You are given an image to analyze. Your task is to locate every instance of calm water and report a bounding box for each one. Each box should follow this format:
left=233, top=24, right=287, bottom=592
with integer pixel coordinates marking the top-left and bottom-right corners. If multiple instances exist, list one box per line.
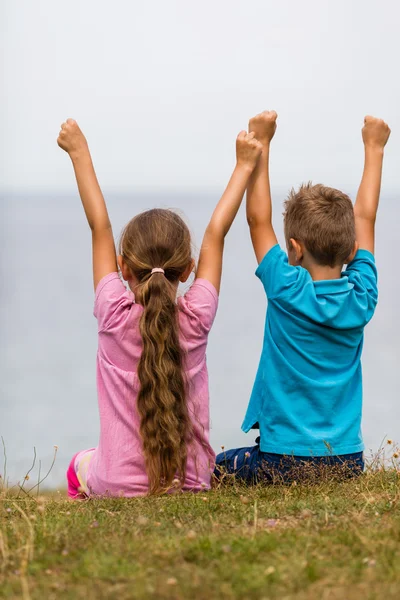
left=1, top=191, right=399, bottom=488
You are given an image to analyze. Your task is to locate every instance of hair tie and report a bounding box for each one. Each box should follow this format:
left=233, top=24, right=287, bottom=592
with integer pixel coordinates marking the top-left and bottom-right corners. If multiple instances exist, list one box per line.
left=150, top=268, right=165, bottom=275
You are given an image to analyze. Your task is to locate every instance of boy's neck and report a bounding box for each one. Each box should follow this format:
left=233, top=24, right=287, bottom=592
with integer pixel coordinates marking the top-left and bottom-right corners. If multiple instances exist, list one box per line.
left=302, top=258, right=343, bottom=281
left=288, top=242, right=345, bottom=281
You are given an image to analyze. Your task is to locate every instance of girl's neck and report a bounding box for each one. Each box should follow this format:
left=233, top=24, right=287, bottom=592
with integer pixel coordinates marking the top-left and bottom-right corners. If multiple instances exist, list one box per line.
left=129, top=280, right=180, bottom=303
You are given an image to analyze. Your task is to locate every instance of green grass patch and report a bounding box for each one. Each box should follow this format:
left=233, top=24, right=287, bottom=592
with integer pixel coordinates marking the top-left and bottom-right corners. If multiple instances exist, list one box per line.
left=1, top=470, right=400, bottom=599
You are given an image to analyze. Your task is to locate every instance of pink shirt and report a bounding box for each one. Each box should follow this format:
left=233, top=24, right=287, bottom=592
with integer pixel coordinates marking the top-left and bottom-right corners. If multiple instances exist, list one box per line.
left=86, top=273, right=218, bottom=496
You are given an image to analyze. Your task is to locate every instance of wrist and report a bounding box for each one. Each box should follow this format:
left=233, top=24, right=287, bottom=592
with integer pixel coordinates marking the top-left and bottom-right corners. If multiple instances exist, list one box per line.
left=235, top=161, right=256, bottom=175
left=364, top=144, right=384, bottom=157
left=69, top=143, right=90, bottom=163
left=260, top=139, right=272, bottom=150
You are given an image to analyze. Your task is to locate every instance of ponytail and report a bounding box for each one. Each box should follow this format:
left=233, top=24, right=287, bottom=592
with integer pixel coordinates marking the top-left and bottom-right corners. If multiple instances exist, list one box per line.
left=120, top=209, right=194, bottom=494
left=136, top=272, right=192, bottom=494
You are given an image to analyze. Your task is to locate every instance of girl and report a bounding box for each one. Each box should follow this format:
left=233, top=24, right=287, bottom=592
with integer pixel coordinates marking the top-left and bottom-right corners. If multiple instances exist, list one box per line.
left=58, top=119, right=262, bottom=497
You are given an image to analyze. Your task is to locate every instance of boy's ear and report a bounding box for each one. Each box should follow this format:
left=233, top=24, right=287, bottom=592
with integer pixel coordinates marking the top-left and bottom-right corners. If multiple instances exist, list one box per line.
left=118, top=255, right=132, bottom=281
left=180, top=259, right=195, bottom=283
left=290, top=239, right=304, bottom=264
left=346, top=241, right=359, bottom=264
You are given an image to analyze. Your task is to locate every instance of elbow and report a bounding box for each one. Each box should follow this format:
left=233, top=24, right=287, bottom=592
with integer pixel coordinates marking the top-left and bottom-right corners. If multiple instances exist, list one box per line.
left=91, top=220, right=113, bottom=234
left=354, top=210, right=376, bottom=225
left=246, top=213, right=257, bottom=228
left=205, top=221, right=227, bottom=244
left=246, top=213, right=270, bottom=230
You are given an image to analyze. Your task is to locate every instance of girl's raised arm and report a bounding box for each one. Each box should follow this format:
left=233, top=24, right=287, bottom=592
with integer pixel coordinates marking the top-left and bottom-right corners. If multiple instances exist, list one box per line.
left=196, top=131, right=262, bottom=293
left=57, top=119, right=117, bottom=290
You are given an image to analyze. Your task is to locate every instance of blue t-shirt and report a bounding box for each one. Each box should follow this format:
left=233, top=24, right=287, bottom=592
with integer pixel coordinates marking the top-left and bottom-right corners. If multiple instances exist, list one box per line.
left=242, top=245, right=378, bottom=456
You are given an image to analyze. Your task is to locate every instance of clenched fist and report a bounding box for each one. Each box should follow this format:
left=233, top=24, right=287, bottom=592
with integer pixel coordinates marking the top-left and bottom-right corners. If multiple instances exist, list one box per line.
left=57, top=119, right=88, bottom=157
left=248, top=110, right=277, bottom=145
left=236, top=131, right=263, bottom=170
left=362, top=116, right=391, bottom=150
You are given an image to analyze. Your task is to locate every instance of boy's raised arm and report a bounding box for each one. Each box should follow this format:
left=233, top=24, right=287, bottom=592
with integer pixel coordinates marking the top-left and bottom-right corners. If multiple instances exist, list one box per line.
left=196, top=131, right=262, bottom=293
left=57, top=119, right=118, bottom=290
left=354, top=116, right=391, bottom=255
left=246, top=111, right=278, bottom=264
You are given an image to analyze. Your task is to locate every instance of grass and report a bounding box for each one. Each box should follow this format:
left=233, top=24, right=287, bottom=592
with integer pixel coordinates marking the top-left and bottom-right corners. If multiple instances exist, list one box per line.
left=1, top=467, right=400, bottom=599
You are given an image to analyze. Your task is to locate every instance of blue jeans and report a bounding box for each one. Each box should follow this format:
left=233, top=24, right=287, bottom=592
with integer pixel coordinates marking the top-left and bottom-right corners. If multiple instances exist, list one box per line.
left=214, top=437, right=364, bottom=484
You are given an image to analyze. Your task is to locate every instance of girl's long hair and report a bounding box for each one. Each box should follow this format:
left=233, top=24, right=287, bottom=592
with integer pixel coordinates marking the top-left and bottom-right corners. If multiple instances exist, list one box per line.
left=119, top=209, right=193, bottom=494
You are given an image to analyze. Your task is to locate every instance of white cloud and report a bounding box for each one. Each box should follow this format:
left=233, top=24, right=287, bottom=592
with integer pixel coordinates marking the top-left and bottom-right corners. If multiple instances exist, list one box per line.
left=1, top=0, right=399, bottom=193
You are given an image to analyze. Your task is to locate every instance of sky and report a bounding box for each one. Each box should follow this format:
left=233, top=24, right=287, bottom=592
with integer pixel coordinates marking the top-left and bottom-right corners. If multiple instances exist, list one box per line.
left=1, top=0, right=400, bottom=483
left=1, top=0, right=400, bottom=194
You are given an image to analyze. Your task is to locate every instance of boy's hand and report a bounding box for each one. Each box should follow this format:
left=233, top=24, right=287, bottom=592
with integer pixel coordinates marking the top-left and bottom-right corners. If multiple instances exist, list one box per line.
left=236, top=131, right=263, bottom=170
left=362, top=116, right=391, bottom=150
left=248, top=111, right=277, bottom=146
left=57, top=119, right=88, bottom=158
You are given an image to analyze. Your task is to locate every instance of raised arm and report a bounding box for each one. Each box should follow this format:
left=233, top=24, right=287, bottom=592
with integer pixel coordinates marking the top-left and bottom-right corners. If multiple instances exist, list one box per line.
left=354, top=116, right=391, bottom=254
left=196, top=131, right=262, bottom=293
left=57, top=119, right=117, bottom=290
left=246, top=111, right=278, bottom=264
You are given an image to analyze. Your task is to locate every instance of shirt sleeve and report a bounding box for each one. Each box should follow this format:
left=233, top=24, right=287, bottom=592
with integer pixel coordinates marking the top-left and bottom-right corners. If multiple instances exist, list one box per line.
left=256, top=244, right=304, bottom=299
left=345, top=249, right=378, bottom=303
left=179, top=278, right=219, bottom=334
left=94, top=272, right=135, bottom=331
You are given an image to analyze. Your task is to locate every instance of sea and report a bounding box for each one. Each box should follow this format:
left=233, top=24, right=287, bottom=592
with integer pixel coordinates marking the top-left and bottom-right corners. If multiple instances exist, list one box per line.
left=0, top=191, right=398, bottom=489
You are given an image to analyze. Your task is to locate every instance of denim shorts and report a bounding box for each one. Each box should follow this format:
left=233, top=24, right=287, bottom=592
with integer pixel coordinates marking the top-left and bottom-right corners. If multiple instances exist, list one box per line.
left=214, top=437, right=364, bottom=484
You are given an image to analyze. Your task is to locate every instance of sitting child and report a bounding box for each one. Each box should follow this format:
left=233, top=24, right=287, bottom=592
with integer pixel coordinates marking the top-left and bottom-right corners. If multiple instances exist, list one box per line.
left=215, top=111, right=391, bottom=482
left=58, top=118, right=262, bottom=497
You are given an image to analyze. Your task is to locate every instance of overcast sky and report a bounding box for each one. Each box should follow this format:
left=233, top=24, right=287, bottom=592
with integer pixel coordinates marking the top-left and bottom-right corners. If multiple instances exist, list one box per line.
left=1, top=1, right=399, bottom=479
left=1, top=0, right=399, bottom=194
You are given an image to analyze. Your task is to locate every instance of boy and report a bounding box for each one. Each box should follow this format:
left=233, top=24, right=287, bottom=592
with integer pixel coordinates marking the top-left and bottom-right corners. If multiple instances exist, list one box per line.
left=215, top=111, right=391, bottom=481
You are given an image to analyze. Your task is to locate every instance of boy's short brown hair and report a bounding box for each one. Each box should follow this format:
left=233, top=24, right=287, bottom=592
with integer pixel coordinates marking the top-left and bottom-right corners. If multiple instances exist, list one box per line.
left=284, top=183, right=355, bottom=267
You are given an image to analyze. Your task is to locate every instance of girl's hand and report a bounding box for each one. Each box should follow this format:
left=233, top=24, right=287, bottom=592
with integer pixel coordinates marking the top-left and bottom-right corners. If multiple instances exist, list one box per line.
left=57, top=119, right=88, bottom=158
left=236, top=131, right=263, bottom=171
left=248, top=111, right=278, bottom=146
